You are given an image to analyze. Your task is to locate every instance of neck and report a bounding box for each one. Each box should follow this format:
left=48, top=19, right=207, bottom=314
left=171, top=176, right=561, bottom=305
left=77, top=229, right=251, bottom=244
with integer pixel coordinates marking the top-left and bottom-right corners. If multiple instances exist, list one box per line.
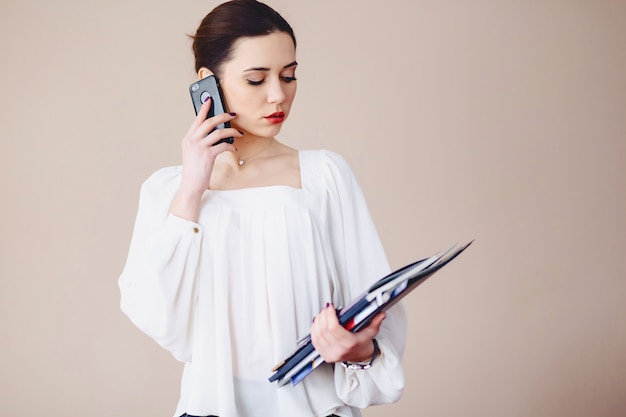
left=234, top=135, right=275, bottom=165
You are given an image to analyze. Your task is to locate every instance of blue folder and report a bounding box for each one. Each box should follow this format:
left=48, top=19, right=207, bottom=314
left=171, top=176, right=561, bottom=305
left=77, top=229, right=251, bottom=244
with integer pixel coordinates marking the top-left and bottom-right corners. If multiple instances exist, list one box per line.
left=269, top=240, right=474, bottom=386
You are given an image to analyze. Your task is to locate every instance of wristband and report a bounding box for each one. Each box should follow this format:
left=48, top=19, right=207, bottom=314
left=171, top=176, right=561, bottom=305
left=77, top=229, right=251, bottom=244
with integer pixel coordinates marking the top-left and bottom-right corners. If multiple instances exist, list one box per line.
left=340, top=339, right=379, bottom=370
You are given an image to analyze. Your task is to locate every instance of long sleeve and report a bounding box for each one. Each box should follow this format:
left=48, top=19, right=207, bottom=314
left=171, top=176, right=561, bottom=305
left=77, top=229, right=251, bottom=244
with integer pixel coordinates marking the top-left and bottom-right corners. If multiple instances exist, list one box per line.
left=119, top=152, right=406, bottom=416
left=118, top=167, right=202, bottom=362
left=320, top=150, right=407, bottom=407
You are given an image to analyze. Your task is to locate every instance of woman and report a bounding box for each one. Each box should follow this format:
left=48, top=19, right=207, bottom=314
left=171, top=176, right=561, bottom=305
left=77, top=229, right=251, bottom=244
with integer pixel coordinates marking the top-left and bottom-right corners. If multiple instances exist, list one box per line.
left=119, top=1, right=406, bottom=416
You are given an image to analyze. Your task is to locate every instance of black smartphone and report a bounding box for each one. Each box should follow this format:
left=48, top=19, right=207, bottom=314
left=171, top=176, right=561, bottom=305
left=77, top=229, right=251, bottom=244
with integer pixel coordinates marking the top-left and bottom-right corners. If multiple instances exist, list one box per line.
left=189, top=75, right=234, bottom=145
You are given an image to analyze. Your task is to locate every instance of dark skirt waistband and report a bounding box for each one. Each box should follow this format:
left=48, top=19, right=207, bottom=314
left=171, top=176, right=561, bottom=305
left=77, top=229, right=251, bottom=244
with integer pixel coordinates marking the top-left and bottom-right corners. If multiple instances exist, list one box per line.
left=180, top=413, right=339, bottom=417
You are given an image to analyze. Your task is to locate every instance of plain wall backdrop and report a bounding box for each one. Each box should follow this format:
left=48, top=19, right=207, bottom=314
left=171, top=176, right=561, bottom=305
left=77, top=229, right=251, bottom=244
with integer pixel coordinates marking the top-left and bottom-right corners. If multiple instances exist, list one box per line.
left=1, top=0, right=625, bottom=416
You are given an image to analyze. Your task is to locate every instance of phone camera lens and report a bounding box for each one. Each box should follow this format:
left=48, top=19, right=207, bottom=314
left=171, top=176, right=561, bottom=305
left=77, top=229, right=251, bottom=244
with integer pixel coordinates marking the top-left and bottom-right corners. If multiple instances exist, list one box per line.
left=200, top=91, right=211, bottom=103
left=191, top=83, right=200, bottom=92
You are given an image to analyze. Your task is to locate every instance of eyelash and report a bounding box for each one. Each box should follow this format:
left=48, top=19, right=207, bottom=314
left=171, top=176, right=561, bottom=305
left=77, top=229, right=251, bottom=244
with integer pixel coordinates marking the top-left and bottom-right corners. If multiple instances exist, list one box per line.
left=247, top=76, right=297, bottom=86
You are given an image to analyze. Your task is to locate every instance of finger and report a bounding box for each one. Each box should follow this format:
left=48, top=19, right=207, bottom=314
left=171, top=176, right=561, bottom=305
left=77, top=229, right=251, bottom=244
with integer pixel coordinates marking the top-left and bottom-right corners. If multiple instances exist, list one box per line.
left=189, top=107, right=236, bottom=142
left=207, top=140, right=236, bottom=154
left=199, top=111, right=237, bottom=134
left=321, top=304, right=348, bottom=342
left=195, top=141, right=236, bottom=166
left=320, top=304, right=353, bottom=352
left=315, top=305, right=331, bottom=335
left=201, top=127, right=243, bottom=147
left=322, top=303, right=340, bottom=329
left=311, top=306, right=339, bottom=356
left=197, top=96, right=212, bottom=121
left=190, top=97, right=213, bottom=130
left=357, top=312, right=386, bottom=340
left=183, top=98, right=213, bottom=142
left=192, top=114, right=236, bottom=142
left=310, top=312, right=325, bottom=351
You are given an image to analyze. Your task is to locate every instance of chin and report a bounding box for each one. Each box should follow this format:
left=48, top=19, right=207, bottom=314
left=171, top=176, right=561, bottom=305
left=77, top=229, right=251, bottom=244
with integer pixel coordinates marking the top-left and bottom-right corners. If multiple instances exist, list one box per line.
left=244, top=123, right=285, bottom=138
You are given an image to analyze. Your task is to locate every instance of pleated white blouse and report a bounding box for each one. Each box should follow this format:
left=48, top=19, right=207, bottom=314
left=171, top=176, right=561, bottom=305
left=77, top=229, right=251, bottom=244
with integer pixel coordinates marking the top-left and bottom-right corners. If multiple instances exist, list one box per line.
left=119, top=150, right=406, bottom=417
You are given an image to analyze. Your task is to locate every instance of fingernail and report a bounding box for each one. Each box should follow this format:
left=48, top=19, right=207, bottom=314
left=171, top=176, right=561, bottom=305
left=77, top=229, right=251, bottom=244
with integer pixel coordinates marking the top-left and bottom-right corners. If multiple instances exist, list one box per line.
left=312, top=317, right=316, bottom=323
left=228, top=112, right=237, bottom=116
left=326, top=302, right=330, bottom=308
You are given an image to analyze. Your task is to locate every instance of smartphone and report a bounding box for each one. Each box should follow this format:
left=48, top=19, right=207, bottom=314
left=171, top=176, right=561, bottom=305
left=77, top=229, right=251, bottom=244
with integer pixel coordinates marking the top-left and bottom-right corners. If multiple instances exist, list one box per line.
left=189, top=75, right=234, bottom=145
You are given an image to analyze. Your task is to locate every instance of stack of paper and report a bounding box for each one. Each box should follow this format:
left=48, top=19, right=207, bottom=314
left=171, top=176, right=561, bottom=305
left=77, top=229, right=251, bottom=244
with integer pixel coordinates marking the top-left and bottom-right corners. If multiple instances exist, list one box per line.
left=268, top=240, right=474, bottom=387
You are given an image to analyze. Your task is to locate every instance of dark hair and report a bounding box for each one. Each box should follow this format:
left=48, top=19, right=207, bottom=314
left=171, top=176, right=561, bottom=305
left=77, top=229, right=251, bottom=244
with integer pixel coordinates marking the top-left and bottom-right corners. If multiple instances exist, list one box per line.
left=190, top=0, right=297, bottom=76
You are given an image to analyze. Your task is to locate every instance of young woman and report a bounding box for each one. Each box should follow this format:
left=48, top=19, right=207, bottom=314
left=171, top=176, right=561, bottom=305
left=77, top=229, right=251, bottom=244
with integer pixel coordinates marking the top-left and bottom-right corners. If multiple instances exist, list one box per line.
left=119, top=1, right=406, bottom=416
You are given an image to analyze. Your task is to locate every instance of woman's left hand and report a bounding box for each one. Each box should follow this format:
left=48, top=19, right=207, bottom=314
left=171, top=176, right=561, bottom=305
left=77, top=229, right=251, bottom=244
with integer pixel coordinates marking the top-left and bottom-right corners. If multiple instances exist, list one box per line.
left=310, top=303, right=385, bottom=364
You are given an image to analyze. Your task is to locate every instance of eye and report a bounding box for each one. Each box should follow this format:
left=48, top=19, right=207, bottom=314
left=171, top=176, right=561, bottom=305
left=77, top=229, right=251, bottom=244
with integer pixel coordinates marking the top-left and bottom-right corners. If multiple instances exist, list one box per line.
left=246, top=79, right=264, bottom=86
left=281, top=76, right=297, bottom=83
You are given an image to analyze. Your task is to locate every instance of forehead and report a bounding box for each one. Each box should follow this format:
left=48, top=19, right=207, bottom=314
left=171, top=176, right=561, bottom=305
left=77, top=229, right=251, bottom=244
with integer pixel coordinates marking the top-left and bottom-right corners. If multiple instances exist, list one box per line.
left=227, top=32, right=296, bottom=70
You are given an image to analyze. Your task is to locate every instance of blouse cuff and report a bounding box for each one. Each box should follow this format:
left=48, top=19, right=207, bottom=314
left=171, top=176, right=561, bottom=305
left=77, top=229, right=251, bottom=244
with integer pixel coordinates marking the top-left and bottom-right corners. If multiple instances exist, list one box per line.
left=166, top=213, right=204, bottom=236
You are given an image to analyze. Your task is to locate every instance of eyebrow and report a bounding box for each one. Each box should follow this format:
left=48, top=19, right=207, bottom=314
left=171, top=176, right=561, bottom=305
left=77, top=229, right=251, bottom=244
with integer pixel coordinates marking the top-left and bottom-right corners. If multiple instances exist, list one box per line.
left=244, top=61, right=298, bottom=72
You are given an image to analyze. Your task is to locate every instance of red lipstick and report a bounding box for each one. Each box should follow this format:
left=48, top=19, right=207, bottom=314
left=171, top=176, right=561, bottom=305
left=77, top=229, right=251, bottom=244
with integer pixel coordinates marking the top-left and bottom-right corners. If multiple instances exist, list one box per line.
left=265, top=112, right=285, bottom=124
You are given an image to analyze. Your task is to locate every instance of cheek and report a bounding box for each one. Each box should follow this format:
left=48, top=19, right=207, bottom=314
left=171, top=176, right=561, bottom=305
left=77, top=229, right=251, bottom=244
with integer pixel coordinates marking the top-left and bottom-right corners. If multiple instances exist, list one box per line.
left=282, top=85, right=298, bottom=111
left=226, top=97, right=260, bottom=130
left=223, top=87, right=251, bottom=113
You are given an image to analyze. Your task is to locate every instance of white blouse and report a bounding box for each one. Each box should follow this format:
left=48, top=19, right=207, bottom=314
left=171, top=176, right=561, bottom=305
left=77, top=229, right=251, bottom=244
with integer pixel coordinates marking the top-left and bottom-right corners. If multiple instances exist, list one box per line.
left=119, top=150, right=406, bottom=417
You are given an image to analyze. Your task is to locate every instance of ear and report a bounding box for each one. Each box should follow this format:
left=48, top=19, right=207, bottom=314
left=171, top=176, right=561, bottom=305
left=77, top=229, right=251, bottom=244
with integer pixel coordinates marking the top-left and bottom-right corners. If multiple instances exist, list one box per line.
left=198, top=67, right=214, bottom=79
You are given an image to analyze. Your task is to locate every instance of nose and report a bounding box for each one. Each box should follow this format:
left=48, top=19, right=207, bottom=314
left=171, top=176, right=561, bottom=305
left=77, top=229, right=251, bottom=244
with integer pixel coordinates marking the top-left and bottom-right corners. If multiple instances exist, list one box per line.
left=267, top=78, right=287, bottom=104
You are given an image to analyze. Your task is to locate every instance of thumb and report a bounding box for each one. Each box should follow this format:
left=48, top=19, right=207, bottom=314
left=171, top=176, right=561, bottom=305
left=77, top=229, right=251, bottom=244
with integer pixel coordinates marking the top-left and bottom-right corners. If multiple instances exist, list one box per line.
left=359, top=312, right=386, bottom=339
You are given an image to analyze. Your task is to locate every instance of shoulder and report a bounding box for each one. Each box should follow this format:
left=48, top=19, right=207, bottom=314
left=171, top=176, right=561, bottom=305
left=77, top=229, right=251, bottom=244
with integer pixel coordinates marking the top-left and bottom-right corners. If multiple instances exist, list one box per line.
left=301, top=149, right=355, bottom=178
left=140, top=166, right=182, bottom=196
left=300, top=150, right=361, bottom=197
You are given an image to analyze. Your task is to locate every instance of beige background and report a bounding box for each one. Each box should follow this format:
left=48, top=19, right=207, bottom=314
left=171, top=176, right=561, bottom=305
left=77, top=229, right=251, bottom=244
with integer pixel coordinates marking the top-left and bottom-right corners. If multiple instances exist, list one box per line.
left=1, top=0, right=625, bottom=416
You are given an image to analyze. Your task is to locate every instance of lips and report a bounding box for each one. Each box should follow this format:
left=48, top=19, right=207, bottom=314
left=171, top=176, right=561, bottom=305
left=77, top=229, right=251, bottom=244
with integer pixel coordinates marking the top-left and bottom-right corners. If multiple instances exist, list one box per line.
left=265, top=112, right=285, bottom=124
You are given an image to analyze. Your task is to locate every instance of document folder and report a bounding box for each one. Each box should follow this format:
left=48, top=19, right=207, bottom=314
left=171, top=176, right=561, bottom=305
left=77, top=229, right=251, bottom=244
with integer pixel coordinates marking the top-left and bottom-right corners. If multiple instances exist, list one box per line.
left=269, top=240, right=474, bottom=387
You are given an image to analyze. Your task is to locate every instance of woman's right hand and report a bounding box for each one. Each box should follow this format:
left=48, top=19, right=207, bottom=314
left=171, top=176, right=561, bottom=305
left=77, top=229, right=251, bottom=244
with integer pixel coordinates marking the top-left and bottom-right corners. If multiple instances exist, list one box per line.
left=170, top=98, right=240, bottom=222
